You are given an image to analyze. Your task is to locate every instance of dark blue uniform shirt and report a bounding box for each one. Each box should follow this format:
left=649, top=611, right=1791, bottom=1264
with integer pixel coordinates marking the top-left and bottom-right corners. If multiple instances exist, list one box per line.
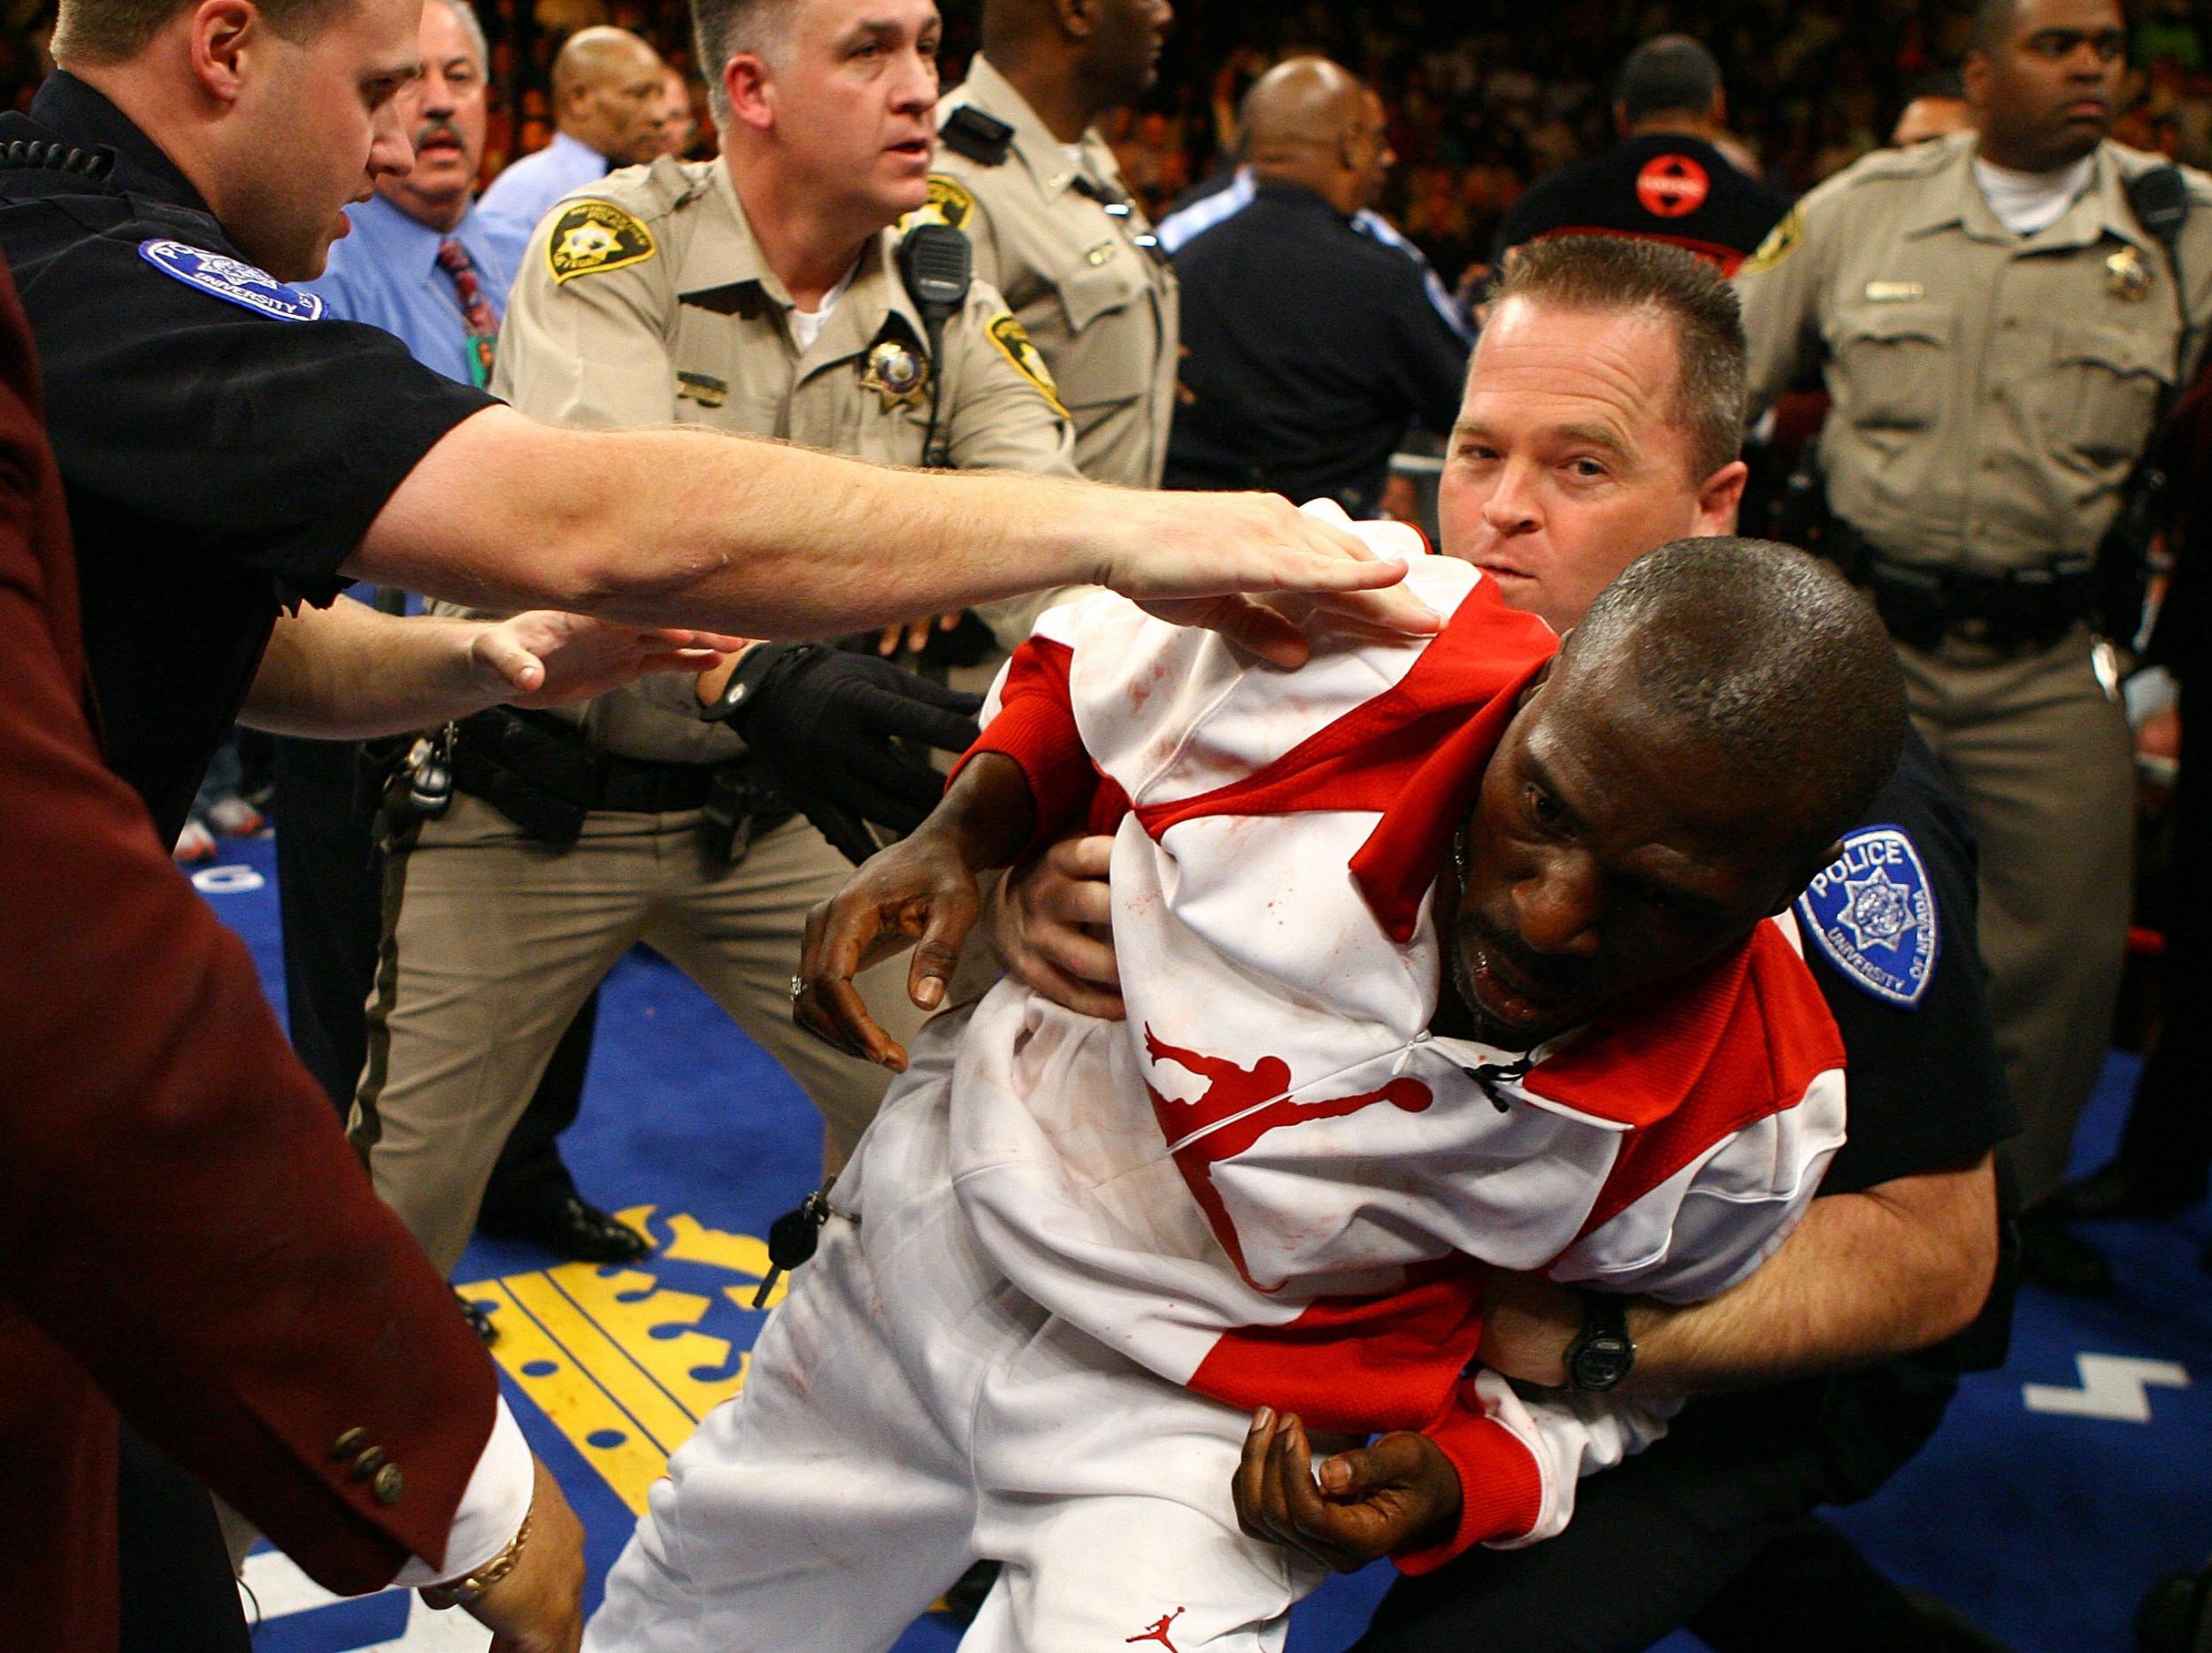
left=0, top=73, right=490, bottom=842
left=1164, top=181, right=1469, bottom=517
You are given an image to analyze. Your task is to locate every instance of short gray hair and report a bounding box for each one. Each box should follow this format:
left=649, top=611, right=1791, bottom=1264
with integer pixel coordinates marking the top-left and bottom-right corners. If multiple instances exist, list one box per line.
left=691, top=0, right=803, bottom=118
left=429, top=0, right=489, bottom=72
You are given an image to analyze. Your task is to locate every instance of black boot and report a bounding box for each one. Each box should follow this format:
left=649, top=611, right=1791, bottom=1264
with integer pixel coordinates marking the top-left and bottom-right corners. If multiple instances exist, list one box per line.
left=2017, top=1206, right=2114, bottom=1296
left=2044, top=1157, right=2203, bottom=1222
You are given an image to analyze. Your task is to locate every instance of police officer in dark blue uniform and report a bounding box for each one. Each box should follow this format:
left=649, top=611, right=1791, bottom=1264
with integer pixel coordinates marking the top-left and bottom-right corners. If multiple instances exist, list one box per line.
left=1494, top=35, right=1790, bottom=274
left=1163, top=56, right=1469, bottom=518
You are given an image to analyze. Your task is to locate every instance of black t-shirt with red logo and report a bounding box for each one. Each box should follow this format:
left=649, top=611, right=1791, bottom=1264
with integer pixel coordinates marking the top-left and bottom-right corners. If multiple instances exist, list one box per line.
left=1494, top=132, right=1792, bottom=274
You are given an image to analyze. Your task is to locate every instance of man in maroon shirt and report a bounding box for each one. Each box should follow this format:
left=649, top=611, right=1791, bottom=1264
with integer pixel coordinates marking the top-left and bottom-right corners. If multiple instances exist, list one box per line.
left=0, top=251, right=586, bottom=1650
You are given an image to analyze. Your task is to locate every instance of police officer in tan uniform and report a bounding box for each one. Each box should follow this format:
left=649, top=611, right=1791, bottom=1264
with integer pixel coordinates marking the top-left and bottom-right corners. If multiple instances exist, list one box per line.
left=922, top=0, right=1179, bottom=490
left=351, top=0, right=1080, bottom=1274
left=1737, top=0, right=2212, bottom=1291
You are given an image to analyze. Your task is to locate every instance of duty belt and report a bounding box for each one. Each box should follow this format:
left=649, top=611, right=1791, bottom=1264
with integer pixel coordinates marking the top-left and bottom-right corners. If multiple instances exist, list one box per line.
left=1824, top=521, right=2095, bottom=655
left=447, top=707, right=788, bottom=851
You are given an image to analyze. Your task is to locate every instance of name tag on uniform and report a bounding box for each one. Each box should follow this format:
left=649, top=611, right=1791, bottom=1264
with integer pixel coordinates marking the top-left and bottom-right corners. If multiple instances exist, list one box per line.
left=676, top=371, right=727, bottom=409
left=1863, top=281, right=1925, bottom=303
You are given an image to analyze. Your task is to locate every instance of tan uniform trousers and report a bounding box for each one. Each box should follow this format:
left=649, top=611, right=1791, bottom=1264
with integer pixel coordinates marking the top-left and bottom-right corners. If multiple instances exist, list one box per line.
left=1899, top=628, right=2133, bottom=1204
left=348, top=794, right=922, bottom=1275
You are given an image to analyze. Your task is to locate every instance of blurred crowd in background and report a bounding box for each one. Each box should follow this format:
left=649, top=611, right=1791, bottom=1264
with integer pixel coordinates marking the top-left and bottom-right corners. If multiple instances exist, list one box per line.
left=5, top=0, right=2210, bottom=288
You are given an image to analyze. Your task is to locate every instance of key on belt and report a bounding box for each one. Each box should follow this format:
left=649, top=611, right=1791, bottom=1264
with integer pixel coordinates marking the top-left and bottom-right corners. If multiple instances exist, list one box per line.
left=750, top=1177, right=855, bottom=1307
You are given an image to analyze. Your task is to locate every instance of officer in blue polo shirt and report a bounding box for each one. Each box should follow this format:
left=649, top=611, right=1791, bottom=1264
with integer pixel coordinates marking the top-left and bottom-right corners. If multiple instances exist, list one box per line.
left=1164, top=57, right=1469, bottom=519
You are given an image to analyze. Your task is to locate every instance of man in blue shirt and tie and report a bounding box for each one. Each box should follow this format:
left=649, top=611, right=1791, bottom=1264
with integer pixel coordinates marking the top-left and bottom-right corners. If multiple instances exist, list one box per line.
left=292, top=0, right=643, bottom=1275
left=311, top=0, right=529, bottom=383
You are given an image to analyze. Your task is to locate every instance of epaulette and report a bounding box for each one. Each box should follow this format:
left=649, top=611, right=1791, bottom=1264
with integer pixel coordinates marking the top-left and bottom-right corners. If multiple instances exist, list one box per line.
left=940, top=105, right=1013, bottom=166
left=1777, top=132, right=1956, bottom=234
left=1829, top=132, right=1960, bottom=191
left=634, top=152, right=716, bottom=216
left=0, top=139, right=115, bottom=182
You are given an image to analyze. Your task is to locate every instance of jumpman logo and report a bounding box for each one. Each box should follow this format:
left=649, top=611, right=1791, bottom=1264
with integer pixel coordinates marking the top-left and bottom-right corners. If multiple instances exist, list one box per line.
left=1142, top=1027, right=1432, bottom=1286
left=1126, top=1606, right=1185, bottom=1650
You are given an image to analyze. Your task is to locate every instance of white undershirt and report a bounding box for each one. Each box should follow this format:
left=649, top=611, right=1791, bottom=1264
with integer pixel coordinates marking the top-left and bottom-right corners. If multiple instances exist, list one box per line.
left=788, top=260, right=860, bottom=353
left=1971, top=153, right=2096, bottom=237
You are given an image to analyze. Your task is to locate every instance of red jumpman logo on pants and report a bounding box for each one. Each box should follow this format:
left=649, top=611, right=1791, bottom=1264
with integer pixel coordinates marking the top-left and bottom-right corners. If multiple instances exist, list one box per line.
left=1126, top=1606, right=1185, bottom=1649
left=1142, top=1027, right=1432, bottom=1287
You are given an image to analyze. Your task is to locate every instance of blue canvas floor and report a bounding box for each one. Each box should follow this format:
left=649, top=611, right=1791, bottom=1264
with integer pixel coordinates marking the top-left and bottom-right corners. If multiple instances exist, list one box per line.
left=191, top=837, right=2212, bottom=1652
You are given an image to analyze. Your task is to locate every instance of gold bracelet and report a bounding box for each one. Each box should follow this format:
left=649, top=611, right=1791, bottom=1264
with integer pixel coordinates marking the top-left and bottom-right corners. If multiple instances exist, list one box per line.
left=419, top=1511, right=532, bottom=1611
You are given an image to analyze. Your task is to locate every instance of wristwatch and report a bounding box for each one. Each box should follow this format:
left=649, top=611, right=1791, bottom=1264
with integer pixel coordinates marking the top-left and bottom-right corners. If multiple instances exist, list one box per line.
left=1563, top=1293, right=1637, bottom=1392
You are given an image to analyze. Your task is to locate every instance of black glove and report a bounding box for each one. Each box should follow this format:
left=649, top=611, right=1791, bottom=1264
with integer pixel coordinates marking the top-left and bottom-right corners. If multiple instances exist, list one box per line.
left=708, top=642, right=982, bottom=864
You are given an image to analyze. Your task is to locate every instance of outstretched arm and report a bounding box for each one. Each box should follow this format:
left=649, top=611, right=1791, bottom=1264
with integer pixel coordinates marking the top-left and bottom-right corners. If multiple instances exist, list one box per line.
left=242, top=596, right=741, bottom=740
left=353, top=408, right=1437, bottom=666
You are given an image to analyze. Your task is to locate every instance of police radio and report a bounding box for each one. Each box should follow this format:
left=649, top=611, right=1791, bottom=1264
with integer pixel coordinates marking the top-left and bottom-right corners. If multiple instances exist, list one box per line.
left=898, top=223, right=972, bottom=468
left=2095, top=165, right=2194, bottom=644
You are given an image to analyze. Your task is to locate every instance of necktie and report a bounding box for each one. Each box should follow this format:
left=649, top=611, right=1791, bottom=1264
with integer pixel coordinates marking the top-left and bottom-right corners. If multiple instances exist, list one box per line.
left=435, top=237, right=500, bottom=389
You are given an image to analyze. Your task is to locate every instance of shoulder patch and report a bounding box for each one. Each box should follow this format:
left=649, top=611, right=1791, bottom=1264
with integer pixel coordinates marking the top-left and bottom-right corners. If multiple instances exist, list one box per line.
left=137, top=239, right=323, bottom=321
left=546, top=199, right=657, bottom=283
left=1795, top=826, right=1939, bottom=1008
left=1739, top=204, right=1802, bottom=276
left=904, top=173, right=977, bottom=235
left=985, top=311, right=1068, bottom=417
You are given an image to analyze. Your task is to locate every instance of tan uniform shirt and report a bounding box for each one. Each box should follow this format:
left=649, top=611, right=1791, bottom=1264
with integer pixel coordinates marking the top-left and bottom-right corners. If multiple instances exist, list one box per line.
left=465, top=154, right=1079, bottom=763
left=927, top=55, right=1179, bottom=488
left=1738, top=132, right=2212, bottom=572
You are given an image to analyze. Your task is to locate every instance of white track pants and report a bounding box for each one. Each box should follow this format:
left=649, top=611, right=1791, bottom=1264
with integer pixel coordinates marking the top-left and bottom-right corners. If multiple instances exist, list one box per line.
left=585, top=1044, right=1327, bottom=1653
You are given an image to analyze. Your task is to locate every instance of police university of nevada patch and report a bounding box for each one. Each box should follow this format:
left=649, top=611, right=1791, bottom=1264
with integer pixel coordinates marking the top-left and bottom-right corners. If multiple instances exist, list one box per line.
left=137, top=240, right=325, bottom=321
left=1795, top=826, right=1939, bottom=1008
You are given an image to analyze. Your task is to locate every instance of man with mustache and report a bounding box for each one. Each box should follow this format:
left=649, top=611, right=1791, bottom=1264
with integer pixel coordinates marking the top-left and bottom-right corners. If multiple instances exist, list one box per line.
left=291, top=0, right=638, bottom=1275
left=310, top=0, right=527, bottom=389
left=987, top=236, right=2013, bottom=1651
left=598, top=521, right=1901, bottom=1651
